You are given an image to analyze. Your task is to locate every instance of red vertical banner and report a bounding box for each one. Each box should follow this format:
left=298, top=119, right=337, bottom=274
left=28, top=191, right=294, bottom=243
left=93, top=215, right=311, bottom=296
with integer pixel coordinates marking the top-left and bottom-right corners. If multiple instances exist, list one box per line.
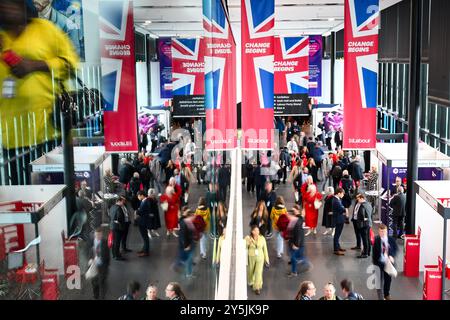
left=241, top=0, right=275, bottom=150
left=343, top=0, right=379, bottom=150
left=203, top=0, right=237, bottom=151
left=100, top=0, right=138, bottom=152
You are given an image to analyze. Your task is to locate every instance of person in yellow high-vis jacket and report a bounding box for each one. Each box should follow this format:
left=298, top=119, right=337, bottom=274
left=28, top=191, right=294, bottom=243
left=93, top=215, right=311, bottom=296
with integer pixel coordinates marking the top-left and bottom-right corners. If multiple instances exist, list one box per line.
left=270, top=196, right=288, bottom=258
left=0, top=0, right=78, bottom=184
left=245, top=225, right=270, bottom=295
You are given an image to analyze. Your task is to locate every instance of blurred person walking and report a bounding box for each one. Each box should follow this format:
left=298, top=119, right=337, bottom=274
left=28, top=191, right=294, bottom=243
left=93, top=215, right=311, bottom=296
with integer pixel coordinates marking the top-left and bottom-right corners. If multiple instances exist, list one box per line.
left=0, top=0, right=78, bottom=185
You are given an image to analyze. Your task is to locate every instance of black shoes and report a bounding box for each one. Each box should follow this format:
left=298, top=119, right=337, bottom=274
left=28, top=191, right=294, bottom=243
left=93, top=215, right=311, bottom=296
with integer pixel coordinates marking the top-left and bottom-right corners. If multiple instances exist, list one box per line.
left=357, top=254, right=368, bottom=259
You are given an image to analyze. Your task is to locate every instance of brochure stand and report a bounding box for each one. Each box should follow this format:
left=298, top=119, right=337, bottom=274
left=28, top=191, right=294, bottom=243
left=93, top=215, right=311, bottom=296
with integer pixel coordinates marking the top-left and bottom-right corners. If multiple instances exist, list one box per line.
left=404, top=227, right=421, bottom=277
left=423, top=263, right=442, bottom=300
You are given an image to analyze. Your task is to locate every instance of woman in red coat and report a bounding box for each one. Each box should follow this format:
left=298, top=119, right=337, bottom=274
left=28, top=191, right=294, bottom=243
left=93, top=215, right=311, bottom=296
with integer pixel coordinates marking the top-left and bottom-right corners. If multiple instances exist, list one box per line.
left=302, top=183, right=322, bottom=236
left=160, top=179, right=182, bottom=237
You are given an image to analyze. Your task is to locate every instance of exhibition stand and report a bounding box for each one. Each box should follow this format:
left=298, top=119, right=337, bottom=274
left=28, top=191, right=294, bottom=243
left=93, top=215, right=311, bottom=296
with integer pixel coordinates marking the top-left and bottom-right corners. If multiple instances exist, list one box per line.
left=375, top=143, right=450, bottom=235
left=30, top=146, right=112, bottom=195
left=0, top=185, right=67, bottom=299
left=414, top=180, right=450, bottom=300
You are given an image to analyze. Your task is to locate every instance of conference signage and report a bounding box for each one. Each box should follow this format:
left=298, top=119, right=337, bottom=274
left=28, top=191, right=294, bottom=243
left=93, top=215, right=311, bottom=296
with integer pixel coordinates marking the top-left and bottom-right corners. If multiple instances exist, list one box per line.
left=309, top=35, right=323, bottom=97
left=274, top=36, right=310, bottom=116
left=158, top=37, right=173, bottom=99
left=343, top=0, right=379, bottom=150
left=203, top=0, right=237, bottom=150
left=99, top=0, right=139, bottom=152
left=241, top=0, right=275, bottom=150
left=171, top=38, right=206, bottom=117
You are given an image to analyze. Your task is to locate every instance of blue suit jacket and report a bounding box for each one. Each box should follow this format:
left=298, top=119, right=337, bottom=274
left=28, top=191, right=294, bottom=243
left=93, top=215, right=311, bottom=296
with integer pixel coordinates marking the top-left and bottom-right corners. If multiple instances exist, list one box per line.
left=332, top=196, right=346, bottom=225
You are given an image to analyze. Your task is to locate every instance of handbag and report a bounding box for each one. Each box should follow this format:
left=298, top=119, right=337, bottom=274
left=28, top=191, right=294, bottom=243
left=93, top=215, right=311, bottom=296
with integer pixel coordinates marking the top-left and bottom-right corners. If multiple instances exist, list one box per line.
left=384, top=257, right=398, bottom=278
left=85, top=260, right=98, bottom=280
left=294, top=191, right=299, bottom=203
left=107, top=231, right=113, bottom=249
left=369, top=228, right=375, bottom=245
left=161, top=202, right=169, bottom=212
left=314, top=199, right=322, bottom=210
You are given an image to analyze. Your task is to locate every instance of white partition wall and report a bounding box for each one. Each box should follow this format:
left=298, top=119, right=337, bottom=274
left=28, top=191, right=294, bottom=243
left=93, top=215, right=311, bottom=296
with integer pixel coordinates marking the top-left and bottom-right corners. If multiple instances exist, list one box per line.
left=415, top=181, right=450, bottom=273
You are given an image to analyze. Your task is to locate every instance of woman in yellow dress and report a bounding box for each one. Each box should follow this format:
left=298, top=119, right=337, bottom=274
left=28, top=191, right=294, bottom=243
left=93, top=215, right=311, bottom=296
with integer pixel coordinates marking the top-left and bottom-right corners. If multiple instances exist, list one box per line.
left=245, top=225, right=270, bottom=295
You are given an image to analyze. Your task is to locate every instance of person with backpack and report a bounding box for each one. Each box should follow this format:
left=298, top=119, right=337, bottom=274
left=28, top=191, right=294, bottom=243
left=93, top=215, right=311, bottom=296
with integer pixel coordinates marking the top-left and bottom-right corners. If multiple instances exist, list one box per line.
left=173, top=208, right=196, bottom=279
left=287, top=205, right=311, bottom=277
left=194, top=198, right=209, bottom=260
left=339, top=170, right=355, bottom=217
left=270, top=196, right=288, bottom=258
left=354, top=194, right=373, bottom=258
left=340, top=279, right=364, bottom=300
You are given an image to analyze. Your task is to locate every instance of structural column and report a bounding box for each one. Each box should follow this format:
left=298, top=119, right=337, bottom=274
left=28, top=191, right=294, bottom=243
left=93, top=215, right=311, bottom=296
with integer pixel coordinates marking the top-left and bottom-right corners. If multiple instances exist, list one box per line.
left=405, top=0, right=422, bottom=234
left=330, top=31, right=336, bottom=104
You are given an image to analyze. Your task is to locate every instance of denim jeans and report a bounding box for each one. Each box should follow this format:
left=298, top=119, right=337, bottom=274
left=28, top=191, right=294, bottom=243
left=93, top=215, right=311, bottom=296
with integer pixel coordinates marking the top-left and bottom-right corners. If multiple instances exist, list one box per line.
left=184, top=247, right=194, bottom=276
left=290, top=246, right=309, bottom=273
left=275, top=231, right=284, bottom=256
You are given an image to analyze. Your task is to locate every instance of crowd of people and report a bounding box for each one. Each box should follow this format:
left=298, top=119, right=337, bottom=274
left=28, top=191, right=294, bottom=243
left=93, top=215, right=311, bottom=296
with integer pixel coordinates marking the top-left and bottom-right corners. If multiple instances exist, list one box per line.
left=243, top=117, right=404, bottom=300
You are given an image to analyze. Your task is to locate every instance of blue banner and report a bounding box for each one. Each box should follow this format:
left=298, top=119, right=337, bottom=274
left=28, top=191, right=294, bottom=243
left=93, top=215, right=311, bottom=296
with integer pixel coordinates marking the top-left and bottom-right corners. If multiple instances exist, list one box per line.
left=308, top=35, right=322, bottom=97
left=158, top=37, right=173, bottom=98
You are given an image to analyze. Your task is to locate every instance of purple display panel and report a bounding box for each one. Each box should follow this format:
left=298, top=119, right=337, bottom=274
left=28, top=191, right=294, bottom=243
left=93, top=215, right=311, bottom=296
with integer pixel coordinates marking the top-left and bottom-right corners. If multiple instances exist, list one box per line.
left=308, top=35, right=322, bottom=97
left=158, top=37, right=173, bottom=98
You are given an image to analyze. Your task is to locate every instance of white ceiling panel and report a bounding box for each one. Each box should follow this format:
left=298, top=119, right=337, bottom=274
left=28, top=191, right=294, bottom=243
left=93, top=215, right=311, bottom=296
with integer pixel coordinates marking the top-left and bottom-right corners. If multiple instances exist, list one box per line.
left=134, top=0, right=397, bottom=36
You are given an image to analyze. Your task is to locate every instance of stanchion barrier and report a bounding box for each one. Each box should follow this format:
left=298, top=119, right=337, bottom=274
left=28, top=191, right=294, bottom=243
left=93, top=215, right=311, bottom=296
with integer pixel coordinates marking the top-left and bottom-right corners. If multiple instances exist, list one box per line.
left=403, top=227, right=421, bottom=277
left=438, top=256, right=450, bottom=280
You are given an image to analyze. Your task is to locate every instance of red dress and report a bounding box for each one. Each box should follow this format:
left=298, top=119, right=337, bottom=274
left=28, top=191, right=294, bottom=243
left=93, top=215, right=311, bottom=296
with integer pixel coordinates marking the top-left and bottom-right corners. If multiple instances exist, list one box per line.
left=159, top=184, right=182, bottom=230
left=302, top=188, right=322, bottom=228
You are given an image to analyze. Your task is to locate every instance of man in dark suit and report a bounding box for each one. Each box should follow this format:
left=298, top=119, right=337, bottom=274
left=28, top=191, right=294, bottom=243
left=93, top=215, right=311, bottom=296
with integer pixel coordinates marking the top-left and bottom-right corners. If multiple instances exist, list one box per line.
left=91, top=228, right=110, bottom=300
left=332, top=188, right=347, bottom=255
left=119, top=158, right=134, bottom=185
left=136, top=191, right=151, bottom=257
left=109, top=197, right=127, bottom=261
left=372, top=224, right=398, bottom=300
left=389, top=186, right=406, bottom=239
left=218, top=164, right=231, bottom=202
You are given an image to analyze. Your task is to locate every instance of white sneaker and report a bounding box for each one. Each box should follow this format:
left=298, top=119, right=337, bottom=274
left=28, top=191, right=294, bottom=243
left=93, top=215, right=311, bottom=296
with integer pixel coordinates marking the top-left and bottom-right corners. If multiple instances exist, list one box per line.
left=313, top=228, right=317, bottom=235
left=172, top=231, right=179, bottom=238
left=147, top=230, right=152, bottom=239
left=305, top=230, right=311, bottom=236
left=166, top=230, right=170, bottom=236
left=152, top=230, right=160, bottom=237
left=323, top=230, right=329, bottom=235
left=331, top=229, right=335, bottom=237
left=277, top=253, right=282, bottom=259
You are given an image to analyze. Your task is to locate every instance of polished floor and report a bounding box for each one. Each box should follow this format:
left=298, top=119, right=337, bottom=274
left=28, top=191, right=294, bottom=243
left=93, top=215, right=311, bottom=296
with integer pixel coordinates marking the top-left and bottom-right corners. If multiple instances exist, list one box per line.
left=242, top=180, right=423, bottom=300
left=60, top=165, right=442, bottom=300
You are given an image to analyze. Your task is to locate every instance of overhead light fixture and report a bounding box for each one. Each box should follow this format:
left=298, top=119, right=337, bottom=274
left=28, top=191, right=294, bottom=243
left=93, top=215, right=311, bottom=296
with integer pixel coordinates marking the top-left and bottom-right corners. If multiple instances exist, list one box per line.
left=145, top=20, right=152, bottom=24
left=328, top=18, right=335, bottom=21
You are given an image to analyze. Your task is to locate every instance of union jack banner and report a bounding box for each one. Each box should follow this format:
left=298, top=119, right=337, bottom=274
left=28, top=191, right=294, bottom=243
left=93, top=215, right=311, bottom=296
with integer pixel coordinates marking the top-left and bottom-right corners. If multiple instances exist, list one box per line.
left=241, top=0, right=275, bottom=150
left=343, top=0, right=379, bottom=150
left=274, top=36, right=309, bottom=94
left=203, top=0, right=237, bottom=150
left=172, top=38, right=205, bottom=96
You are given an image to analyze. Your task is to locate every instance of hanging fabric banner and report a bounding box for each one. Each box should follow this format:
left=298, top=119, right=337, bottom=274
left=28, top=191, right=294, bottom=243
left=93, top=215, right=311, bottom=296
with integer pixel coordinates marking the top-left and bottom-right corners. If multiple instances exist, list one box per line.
left=172, top=37, right=206, bottom=117
left=203, top=0, right=237, bottom=150
left=274, top=36, right=309, bottom=115
left=100, top=0, right=138, bottom=152
left=308, top=35, right=323, bottom=97
left=241, top=0, right=275, bottom=150
left=343, top=0, right=379, bottom=150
